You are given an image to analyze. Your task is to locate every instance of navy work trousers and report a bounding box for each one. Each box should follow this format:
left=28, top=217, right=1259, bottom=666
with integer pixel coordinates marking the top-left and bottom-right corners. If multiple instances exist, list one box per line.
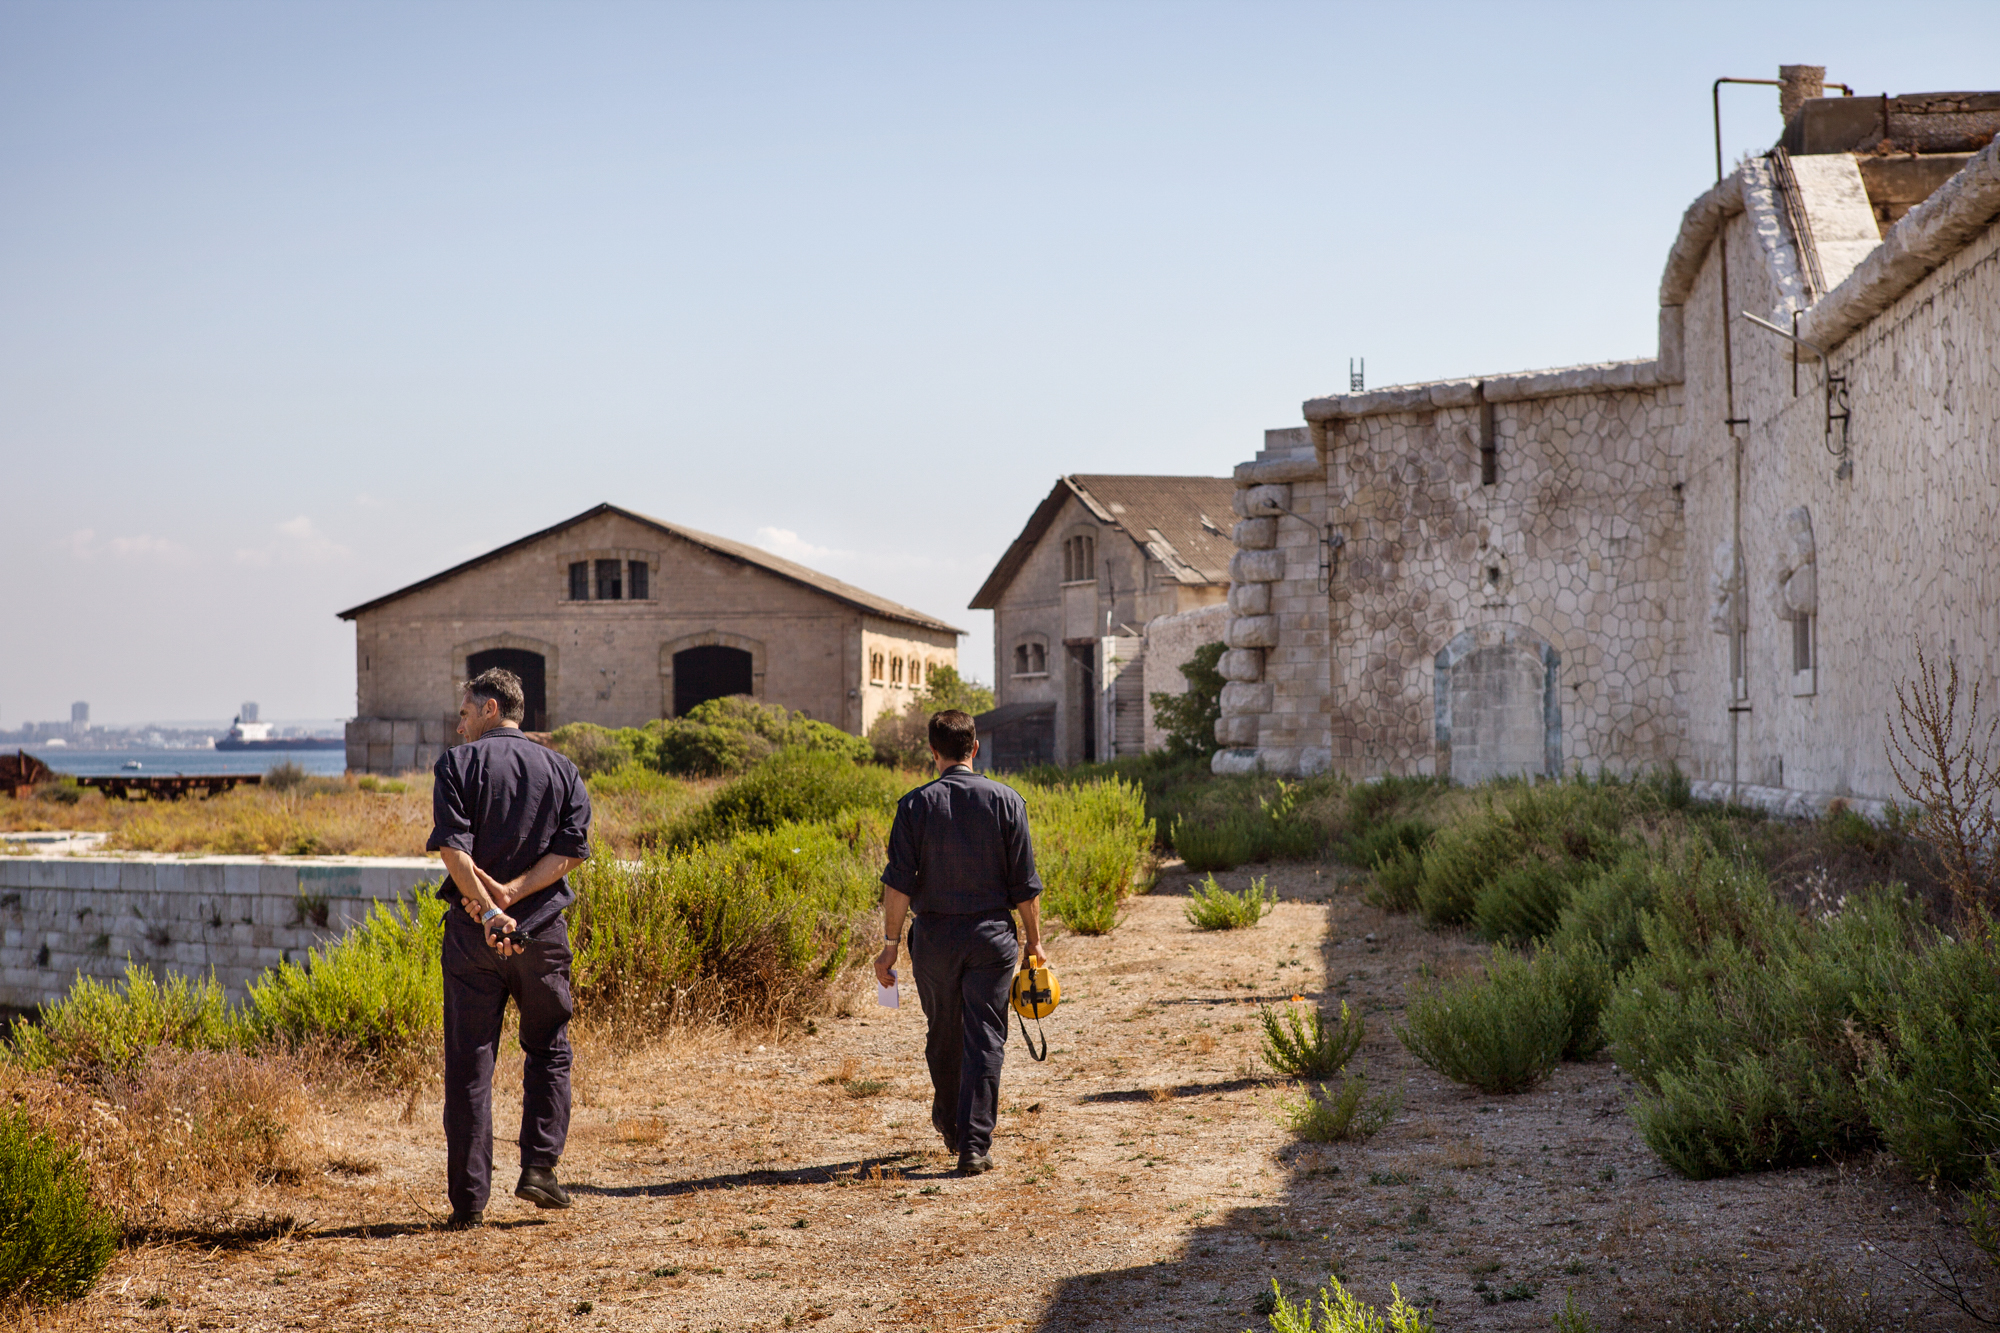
left=442, top=912, right=575, bottom=1215
left=909, top=911, right=1018, bottom=1159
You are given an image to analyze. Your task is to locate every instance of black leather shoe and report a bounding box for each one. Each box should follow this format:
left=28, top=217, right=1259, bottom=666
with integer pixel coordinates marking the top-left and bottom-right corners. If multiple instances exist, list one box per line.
left=515, top=1166, right=571, bottom=1209
left=957, top=1154, right=994, bottom=1176
left=443, top=1209, right=484, bottom=1230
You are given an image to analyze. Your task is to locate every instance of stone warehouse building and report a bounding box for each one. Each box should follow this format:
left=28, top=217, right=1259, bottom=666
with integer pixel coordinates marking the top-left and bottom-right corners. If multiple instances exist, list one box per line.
left=970, top=475, right=1235, bottom=768
left=340, top=504, right=962, bottom=774
left=1215, top=70, right=2000, bottom=815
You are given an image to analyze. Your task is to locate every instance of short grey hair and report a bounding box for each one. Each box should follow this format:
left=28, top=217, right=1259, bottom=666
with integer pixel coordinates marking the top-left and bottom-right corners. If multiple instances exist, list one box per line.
left=464, top=668, right=525, bottom=723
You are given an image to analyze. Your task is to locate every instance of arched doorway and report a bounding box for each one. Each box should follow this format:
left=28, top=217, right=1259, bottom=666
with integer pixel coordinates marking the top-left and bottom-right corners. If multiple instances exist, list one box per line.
left=1434, top=625, right=1560, bottom=784
left=466, top=648, right=548, bottom=732
left=673, top=645, right=754, bottom=716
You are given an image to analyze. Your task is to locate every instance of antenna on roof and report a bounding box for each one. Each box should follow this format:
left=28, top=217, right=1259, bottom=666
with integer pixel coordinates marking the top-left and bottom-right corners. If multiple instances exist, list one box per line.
left=1349, top=358, right=1365, bottom=392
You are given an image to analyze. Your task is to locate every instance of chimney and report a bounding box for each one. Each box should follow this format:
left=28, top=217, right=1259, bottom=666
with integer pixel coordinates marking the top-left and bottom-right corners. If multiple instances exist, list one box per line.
left=1778, top=65, right=1826, bottom=126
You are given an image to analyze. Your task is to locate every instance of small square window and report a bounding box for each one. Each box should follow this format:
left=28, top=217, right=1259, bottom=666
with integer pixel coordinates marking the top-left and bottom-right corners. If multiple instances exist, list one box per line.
left=595, top=558, right=622, bottom=601
left=568, top=562, right=589, bottom=601
left=628, top=560, right=649, bottom=601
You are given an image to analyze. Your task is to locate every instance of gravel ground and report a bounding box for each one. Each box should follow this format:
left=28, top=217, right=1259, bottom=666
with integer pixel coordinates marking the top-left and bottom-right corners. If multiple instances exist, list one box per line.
left=44, top=863, right=1993, bottom=1331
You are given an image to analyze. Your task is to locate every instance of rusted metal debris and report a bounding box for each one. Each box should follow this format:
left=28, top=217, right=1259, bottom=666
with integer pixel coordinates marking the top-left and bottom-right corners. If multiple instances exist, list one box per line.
left=2, top=750, right=54, bottom=798
left=77, top=774, right=263, bottom=801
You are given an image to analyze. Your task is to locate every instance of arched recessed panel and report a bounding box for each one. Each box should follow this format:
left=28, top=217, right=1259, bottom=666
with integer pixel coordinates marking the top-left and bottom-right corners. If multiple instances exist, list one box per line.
left=466, top=648, right=548, bottom=732
left=1434, top=624, right=1560, bottom=784
left=673, top=645, right=754, bottom=716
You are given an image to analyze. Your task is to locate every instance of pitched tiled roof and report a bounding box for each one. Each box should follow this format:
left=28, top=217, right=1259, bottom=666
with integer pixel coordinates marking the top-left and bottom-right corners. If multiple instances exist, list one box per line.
left=969, top=475, right=1237, bottom=609
left=336, top=503, right=965, bottom=635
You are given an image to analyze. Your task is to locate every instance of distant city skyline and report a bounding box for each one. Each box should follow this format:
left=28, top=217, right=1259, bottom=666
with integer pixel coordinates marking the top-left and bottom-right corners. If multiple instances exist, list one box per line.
left=3, top=2, right=1994, bottom=720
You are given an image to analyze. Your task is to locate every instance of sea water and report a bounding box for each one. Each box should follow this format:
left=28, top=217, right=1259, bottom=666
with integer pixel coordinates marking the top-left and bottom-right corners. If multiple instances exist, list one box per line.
left=13, top=747, right=351, bottom=779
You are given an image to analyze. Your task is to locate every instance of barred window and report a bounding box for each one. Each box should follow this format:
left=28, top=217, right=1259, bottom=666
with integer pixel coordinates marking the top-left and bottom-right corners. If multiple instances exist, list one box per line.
left=628, top=560, right=649, bottom=601
left=595, top=558, right=622, bottom=601
left=568, top=562, right=589, bottom=601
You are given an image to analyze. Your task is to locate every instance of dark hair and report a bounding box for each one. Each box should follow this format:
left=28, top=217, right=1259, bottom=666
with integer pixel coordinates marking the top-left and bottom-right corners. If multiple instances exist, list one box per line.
left=928, top=709, right=978, bottom=762
left=465, top=668, right=526, bottom=723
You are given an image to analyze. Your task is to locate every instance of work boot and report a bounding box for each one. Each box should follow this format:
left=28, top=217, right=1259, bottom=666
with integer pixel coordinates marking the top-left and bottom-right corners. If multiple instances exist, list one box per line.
left=515, top=1166, right=572, bottom=1210
left=443, top=1209, right=484, bottom=1230
left=957, top=1154, right=994, bottom=1177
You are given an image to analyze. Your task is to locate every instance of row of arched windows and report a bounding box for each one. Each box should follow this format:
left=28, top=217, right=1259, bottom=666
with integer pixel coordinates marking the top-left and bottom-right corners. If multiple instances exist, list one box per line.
left=869, top=652, right=941, bottom=688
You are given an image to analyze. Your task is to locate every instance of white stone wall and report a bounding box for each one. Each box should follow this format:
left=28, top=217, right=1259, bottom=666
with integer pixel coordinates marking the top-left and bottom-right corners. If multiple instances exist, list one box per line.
left=1678, top=205, right=2000, bottom=802
left=0, top=855, right=439, bottom=1008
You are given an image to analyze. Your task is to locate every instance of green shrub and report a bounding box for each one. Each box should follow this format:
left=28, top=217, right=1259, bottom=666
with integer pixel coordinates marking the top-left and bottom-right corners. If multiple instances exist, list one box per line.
left=263, top=760, right=309, bottom=792
left=35, top=779, right=82, bottom=807
left=1365, top=845, right=1424, bottom=912
left=0, top=1109, right=119, bottom=1304
left=1260, top=999, right=1363, bottom=1078
left=245, top=890, right=448, bottom=1082
left=1541, top=937, right=1614, bottom=1060
left=1546, top=846, right=1659, bottom=972
left=1414, top=779, right=1628, bottom=932
left=12, top=965, right=241, bottom=1076
left=569, top=816, right=883, bottom=1027
left=1150, top=642, right=1225, bottom=762
left=1019, top=775, right=1154, bottom=936
left=1172, top=813, right=1263, bottom=871
left=548, top=722, right=648, bottom=778
left=1184, top=874, right=1274, bottom=930
left=659, top=750, right=905, bottom=848
left=1855, top=925, right=2000, bottom=1184
left=1275, top=1073, right=1401, bottom=1144
left=867, top=666, right=997, bottom=767
left=1342, top=818, right=1432, bottom=876
left=1602, top=845, right=1922, bottom=1178
left=1396, top=946, right=1568, bottom=1094
left=355, top=775, right=409, bottom=795
left=647, top=697, right=869, bottom=777
left=1256, top=1276, right=1433, bottom=1333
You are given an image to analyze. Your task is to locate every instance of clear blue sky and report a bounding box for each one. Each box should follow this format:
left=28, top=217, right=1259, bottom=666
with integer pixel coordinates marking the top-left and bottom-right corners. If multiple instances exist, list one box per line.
left=2, top=1, right=1993, bottom=725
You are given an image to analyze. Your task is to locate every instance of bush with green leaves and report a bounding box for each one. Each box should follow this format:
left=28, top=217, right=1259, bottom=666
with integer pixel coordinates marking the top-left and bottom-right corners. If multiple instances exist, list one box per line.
left=1184, top=874, right=1275, bottom=930
left=1413, top=778, right=1630, bottom=937
left=1275, top=1073, right=1401, bottom=1144
left=548, top=722, right=649, bottom=778
left=1172, top=787, right=1324, bottom=872
left=1601, top=843, right=1923, bottom=1178
left=1149, top=641, right=1225, bottom=762
left=0, top=1109, right=119, bottom=1305
left=1255, top=1276, right=1433, bottom=1333
left=1396, top=944, right=1582, bottom=1094
left=11, top=965, right=241, bottom=1076
left=1855, top=925, right=2000, bottom=1184
left=246, top=890, right=449, bottom=1081
left=1260, top=999, right=1363, bottom=1078
left=649, top=697, right=871, bottom=777
left=654, top=749, right=907, bottom=848
left=866, top=666, right=998, bottom=767
left=1019, top=775, right=1154, bottom=935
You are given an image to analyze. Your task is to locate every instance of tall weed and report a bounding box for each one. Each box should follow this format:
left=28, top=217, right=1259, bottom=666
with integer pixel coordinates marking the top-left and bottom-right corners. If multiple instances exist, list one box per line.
left=1185, top=874, right=1275, bottom=930
left=1258, top=1276, right=1433, bottom=1333
left=0, top=1109, right=118, bottom=1305
left=1275, top=1074, right=1401, bottom=1144
left=1019, top=776, right=1154, bottom=935
left=12, top=965, right=240, bottom=1077
left=1260, top=1000, right=1363, bottom=1077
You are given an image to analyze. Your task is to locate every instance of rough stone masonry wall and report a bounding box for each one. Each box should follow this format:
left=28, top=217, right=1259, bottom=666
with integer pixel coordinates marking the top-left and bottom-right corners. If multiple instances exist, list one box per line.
left=0, top=855, right=438, bottom=1008
left=1217, top=381, right=1690, bottom=778
left=1677, top=200, right=2000, bottom=802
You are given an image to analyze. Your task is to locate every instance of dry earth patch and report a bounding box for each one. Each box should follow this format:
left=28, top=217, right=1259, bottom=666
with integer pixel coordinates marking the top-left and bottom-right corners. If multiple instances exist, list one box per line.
left=25, top=865, right=1990, bottom=1331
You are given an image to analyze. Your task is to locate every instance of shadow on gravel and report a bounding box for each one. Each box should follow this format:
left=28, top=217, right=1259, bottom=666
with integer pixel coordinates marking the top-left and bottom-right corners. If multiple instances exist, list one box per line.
left=569, top=1151, right=933, bottom=1199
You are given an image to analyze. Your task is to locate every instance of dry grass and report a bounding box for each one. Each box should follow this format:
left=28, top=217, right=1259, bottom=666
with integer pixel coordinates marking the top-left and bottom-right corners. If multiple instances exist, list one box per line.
left=0, top=771, right=725, bottom=859
left=0, top=1048, right=321, bottom=1235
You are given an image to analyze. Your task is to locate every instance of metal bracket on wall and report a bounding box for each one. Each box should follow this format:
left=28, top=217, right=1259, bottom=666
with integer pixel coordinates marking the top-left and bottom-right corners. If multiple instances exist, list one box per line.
left=1267, top=502, right=1342, bottom=593
left=1738, top=311, right=1853, bottom=478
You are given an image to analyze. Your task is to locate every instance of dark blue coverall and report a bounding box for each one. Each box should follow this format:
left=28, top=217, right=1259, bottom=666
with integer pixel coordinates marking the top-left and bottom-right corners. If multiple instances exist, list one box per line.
left=427, top=729, right=592, bottom=1217
left=881, top=767, right=1043, bottom=1159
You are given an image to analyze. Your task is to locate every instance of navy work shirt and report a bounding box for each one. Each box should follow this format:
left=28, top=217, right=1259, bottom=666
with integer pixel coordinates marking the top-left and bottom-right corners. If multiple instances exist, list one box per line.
left=880, top=766, right=1042, bottom=916
left=426, top=728, right=593, bottom=933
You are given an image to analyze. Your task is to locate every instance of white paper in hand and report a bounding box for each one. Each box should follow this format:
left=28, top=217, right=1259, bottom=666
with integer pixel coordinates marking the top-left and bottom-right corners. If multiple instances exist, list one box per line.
left=876, top=968, right=900, bottom=1009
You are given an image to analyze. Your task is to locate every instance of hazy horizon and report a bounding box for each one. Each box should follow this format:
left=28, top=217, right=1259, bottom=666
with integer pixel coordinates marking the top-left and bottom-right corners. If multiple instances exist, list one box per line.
left=4, top=1, right=1994, bottom=726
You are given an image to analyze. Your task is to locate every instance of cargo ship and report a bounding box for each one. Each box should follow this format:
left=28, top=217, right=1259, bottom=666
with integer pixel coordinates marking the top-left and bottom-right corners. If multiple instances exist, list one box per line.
left=214, top=715, right=345, bottom=752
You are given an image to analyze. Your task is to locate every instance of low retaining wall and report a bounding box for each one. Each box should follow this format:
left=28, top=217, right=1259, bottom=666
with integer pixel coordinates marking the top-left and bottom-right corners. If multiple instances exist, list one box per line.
left=0, top=854, right=440, bottom=1009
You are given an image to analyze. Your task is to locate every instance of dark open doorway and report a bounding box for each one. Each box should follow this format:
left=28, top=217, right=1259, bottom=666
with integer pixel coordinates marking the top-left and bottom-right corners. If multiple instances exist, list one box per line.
left=674, top=645, right=754, bottom=716
left=466, top=648, right=548, bottom=731
left=1068, top=643, right=1096, bottom=763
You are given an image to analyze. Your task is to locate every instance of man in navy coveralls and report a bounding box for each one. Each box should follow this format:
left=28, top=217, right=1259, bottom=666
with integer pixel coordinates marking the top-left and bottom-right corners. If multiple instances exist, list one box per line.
left=427, top=667, right=592, bottom=1229
left=874, top=709, right=1045, bottom=1175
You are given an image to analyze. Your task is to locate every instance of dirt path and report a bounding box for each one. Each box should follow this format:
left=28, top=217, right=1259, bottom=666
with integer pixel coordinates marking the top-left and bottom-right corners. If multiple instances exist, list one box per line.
left=61, top=867, right=1990, bottom=1331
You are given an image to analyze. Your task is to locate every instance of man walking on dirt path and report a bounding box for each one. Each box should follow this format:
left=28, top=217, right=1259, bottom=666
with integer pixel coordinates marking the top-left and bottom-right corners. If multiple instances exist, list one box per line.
left=427, top=667, right=592, bottom=1229
left=874, top=709, right=1045, bottom=1176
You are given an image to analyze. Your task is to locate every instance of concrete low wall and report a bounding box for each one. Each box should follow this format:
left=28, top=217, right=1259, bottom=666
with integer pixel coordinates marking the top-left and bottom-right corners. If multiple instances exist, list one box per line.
left=0, top=854, right=441, bottom=1009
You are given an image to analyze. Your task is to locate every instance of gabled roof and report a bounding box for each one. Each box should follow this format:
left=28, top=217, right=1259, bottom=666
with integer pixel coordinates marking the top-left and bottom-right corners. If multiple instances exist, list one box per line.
left=336, top=503, right=964, bottom=635
left=969, top=475, right=1237, bottom=610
